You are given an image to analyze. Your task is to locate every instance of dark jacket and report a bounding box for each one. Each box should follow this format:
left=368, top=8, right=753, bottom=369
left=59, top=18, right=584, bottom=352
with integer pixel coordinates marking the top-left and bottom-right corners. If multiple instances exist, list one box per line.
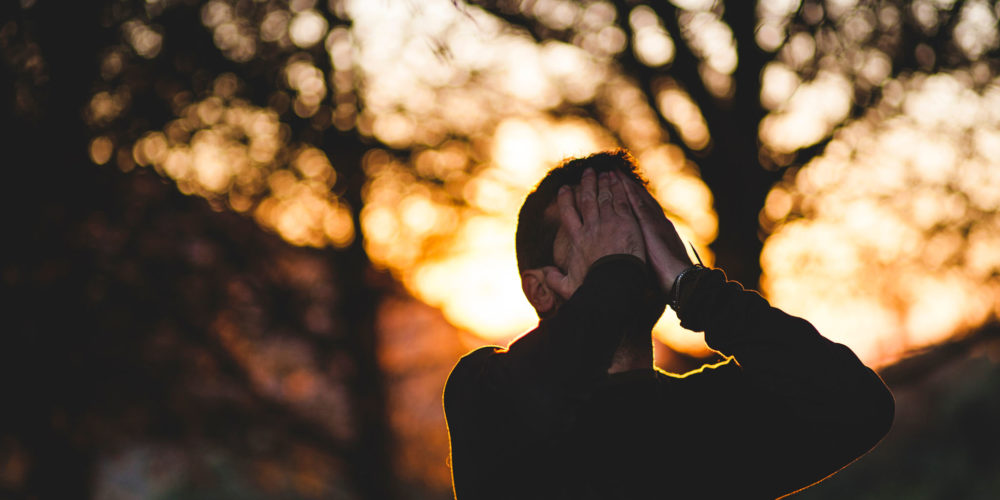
left=444, top=255, right=894, bottom=499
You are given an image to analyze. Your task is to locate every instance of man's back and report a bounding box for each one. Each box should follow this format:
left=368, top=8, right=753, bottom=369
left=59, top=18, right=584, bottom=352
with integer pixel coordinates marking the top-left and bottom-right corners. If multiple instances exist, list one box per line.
left=446, top=156, right=893, bottom=498
left=444, top=260, right=894, bottom=499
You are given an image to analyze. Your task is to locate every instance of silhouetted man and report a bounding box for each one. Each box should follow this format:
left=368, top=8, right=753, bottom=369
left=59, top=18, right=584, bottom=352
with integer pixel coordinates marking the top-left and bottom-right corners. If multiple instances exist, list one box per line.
left=443, top=151, right=894, bottom=499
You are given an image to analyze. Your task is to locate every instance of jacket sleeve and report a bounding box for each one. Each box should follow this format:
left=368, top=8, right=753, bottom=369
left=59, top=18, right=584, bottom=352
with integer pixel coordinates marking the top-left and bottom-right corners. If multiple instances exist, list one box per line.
left=670, top=267, right=895, bottom=498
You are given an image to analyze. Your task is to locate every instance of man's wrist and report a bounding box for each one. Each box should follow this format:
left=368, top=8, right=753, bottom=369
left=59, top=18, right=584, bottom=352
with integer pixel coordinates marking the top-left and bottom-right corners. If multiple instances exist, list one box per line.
left=669, top=264, right=706, bottom=311
left=662, top=261, right=693, bottom=293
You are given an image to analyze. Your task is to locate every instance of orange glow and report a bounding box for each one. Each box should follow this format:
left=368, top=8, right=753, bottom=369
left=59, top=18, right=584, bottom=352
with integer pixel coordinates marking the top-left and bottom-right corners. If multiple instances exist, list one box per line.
left=953, top=2, right=1000, bottom=59
left=123, top=19, right=163, bottom=59
left=630, top=5, right=675, bottom=67
left=344, top=0, right=724, bottom=353
left=110, top=0, right=722, bottom=358
left=759, top=70, right=852, bottom=154
left=289, top=9, right=328, bottom=49
left=285, top=60, right=326, bottom=118
left=71, top=1, right=1000, bottom=493
left=359, top=114, right=717, bottom=355
left=760, top=62, right=800, bottom=110
left=201, top=0, right=257, bottom=62
left=121, top=71, right=353, bottom=249
left=679, top=10, right=737, bottom=78
left=89, top=136, right=113, bottom=165
left=656, top=85, right=710, bottom=150
left=762, top=71, right=1000, bottom=365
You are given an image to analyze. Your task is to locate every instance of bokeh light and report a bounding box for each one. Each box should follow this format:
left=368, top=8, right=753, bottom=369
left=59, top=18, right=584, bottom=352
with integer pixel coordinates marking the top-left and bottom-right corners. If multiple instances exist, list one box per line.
left=89, top=0, right=1000, bottom=369
left=9, top=0, right=997, bottom=495
left=127, top=72, right=353, bottom=249
left=762, top=71, right=1000, bottom=365
left=336, top=0, right=719, bottom=354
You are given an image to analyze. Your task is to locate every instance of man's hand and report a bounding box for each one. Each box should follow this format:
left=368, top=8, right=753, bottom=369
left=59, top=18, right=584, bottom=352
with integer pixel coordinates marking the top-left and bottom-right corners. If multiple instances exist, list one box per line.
left=542, top=168, right=646, bottom=299
left=616, top=171, right=693, bottom=294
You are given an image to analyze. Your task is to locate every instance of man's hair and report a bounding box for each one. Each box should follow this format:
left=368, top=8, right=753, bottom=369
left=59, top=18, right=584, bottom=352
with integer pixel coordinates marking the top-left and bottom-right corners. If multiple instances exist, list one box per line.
left=515, top=149, right=647, bottom=273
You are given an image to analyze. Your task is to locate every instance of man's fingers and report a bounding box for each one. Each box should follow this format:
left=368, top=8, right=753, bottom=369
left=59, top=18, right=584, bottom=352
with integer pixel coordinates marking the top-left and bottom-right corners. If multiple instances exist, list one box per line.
left=608, top=171, right=632, bottom=217
left=542, top=266, right=576, bottom=300
left=597, top=171, right=614, bottom=211
left=556, top=185, right=582, bottom=235
left=578, top=168, right=599, bottom=223
left=621, top=173, right=666, bottom=218
left=618, top=171, right=650, bottom=221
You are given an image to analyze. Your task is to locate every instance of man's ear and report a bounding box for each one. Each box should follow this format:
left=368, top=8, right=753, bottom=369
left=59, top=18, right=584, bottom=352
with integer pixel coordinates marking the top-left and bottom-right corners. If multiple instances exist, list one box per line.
left=521, top=269, right=556, bottom=316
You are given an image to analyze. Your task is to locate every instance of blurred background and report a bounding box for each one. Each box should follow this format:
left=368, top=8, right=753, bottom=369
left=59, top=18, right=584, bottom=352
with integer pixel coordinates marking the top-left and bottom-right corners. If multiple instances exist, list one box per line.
left=2, top=0, right=999, bottom=498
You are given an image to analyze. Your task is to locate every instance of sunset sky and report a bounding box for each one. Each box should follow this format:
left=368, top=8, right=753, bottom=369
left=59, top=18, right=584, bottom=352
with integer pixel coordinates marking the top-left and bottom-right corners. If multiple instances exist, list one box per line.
left=9, top=0, right=1000, bottom=496
left=94, top=0, right=1000, bottom=367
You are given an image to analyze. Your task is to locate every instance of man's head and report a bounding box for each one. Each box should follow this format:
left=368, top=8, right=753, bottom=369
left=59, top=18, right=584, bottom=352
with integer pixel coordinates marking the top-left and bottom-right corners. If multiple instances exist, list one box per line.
left=516, top=150, right=648, bottom=316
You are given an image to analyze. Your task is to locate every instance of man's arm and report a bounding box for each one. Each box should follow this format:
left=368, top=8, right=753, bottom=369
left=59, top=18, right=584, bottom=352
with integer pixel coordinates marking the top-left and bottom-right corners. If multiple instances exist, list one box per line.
left=671, top=268, right=894, bottom=498
left=619, top=174, right=892, bottom=496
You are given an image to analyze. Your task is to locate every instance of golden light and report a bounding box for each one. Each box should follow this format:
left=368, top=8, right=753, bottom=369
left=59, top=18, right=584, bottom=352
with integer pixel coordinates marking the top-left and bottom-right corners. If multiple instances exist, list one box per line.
left=531, top=0, right=579, bottom=30
left=657, top=86, right=710, bottom=150
left=756, top=0, right=803, bottom=52
left=759, top=70, right=852, bottom=154
left=110, top=0, right=722, bottom=360
left=762, top=71, right=1000, bottom=365
left=201, top=0, right=256, bottom=62
left=953, top=0, right=999, bottom=59
left=670, top=0, right=716, bottom=11
left=676, top=7, right=737, bottom=98
left=358, top=108, right=718, bottom=357
left=630, top=5, right=675, bottom=67
left=260, top=10, right=291, bottom=43
left=681, top=11, right=737, bottom=75
left=89, top=136, right=114, bottom=165
left=760, top=62, right=800, bottom=110
left=344, top=0, right=720, bottom=353
left=285, top=59, right=327, bottom=118
left=289, top=9, right=328, bottom=49
left=345, top=0, right=610, bottom=149
left=121, top=71, right=353, bottom=250
left=412, top=217, right=538, bottom=339
left=123, top=19, right=163, bottom=59
left=361, top=116, right=621, bottom=341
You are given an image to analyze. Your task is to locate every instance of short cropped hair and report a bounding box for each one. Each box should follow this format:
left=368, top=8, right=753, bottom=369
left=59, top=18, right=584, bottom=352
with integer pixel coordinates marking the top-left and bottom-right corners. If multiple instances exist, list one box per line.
left=515, top=150, right=647, bottom=273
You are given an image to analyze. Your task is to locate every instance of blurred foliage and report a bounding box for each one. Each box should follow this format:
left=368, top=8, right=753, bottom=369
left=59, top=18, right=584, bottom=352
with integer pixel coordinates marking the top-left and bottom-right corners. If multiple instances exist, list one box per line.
left=2, top=0, right=1000, bottom=498
left=471, top=0, right=1000, bottom=364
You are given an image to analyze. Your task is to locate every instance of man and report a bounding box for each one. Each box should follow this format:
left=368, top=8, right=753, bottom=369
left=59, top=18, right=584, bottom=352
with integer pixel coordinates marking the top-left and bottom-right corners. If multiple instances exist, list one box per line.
left=443, top=151, right=894, bottom=499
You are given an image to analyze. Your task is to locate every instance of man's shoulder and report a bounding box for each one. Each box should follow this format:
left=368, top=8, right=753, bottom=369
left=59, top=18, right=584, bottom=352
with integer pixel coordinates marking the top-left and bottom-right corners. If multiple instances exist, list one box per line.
left=450, top=345, right=499, bottom=376
left=443, top=345, right=502, bottom=408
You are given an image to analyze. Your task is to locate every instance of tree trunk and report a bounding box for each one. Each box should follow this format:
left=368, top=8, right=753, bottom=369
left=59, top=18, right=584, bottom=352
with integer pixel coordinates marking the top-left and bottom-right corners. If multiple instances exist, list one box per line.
left=697, top=0, right=780, bottom=290
left=325, top=133, right=396, bottom=499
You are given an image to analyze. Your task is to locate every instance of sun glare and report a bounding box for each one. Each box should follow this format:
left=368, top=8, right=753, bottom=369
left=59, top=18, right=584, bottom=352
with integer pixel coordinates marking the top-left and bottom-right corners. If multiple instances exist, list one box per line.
left=105, top=0, right=721, bottom=359
left=359, top=114, right=717, bottom=355
left=759, top=70, right=853, bottom=153
left=762, top=71, right=1000, bottom=365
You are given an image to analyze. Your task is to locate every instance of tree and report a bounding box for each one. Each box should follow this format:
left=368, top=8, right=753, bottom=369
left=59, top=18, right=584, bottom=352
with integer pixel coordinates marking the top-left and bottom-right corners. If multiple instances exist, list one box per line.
left=468, top=0, right=1000, bottom=361
left=4, top=0, right=999, bottom=497
left=471, top=0, right=999, bottom=282
left=2, top=0, right=396, bottom=497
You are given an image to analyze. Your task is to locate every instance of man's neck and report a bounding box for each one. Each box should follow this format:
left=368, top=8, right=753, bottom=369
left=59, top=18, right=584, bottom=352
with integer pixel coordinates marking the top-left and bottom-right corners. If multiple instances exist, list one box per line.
left=607, top=333, right=654, bottom=374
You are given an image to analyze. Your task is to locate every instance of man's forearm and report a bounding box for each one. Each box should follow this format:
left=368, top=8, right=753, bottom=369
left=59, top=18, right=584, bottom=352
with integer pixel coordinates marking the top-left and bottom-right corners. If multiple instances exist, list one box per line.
left=673, top=267, right=891, bottom=409
left=672, top=267, right=894, bottom=496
